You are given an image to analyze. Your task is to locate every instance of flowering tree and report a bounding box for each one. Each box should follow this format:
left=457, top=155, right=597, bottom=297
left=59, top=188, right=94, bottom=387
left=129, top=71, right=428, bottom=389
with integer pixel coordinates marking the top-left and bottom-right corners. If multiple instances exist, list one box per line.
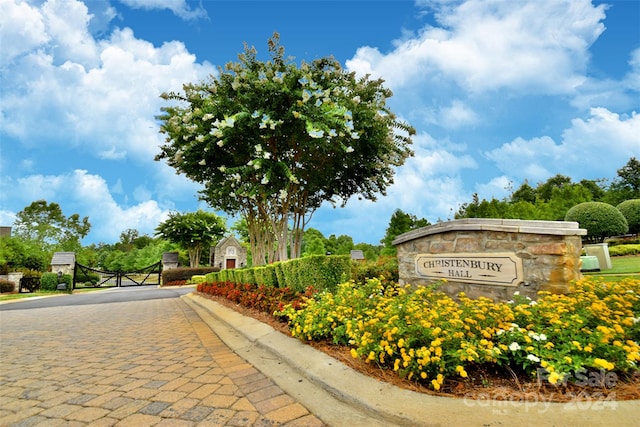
left=155, top=210, right=227, bottom=267
left=156, top=34, right=414, bottom=264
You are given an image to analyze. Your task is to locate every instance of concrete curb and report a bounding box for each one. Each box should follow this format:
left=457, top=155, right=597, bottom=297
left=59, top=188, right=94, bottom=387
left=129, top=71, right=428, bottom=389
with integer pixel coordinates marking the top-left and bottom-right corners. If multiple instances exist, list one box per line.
left=184, top=293, right=639, bottom=427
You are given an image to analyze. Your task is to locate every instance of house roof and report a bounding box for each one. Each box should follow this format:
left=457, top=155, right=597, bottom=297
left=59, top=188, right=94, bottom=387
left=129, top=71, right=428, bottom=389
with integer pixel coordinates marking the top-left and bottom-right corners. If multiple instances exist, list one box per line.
left=51, top=252, right=76, bottom=265
left=215, top=235, right=242, bottom=248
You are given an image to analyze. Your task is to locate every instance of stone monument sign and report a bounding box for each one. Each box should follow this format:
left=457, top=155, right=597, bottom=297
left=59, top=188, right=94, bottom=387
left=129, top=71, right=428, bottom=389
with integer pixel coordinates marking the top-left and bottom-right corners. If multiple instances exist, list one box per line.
left=393, top=219, right=587, bottom=301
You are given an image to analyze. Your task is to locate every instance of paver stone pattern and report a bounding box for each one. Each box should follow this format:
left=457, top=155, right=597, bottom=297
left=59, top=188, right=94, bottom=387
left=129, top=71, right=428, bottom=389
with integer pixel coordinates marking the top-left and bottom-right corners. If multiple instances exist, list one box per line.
left=0, top=296, right=325, bottom=426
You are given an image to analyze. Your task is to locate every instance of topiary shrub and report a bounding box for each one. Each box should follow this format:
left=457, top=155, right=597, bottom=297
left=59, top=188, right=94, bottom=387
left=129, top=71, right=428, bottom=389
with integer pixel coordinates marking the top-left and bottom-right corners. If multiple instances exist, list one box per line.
left=565, top=202, right=629, bottom=243
left=616, top=199, right=640, bottom=235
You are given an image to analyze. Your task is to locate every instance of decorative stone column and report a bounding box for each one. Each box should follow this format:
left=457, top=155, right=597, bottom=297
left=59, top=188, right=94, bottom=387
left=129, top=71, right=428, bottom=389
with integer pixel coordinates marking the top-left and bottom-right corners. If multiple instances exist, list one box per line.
left=393, top=219, right=587, bottom=301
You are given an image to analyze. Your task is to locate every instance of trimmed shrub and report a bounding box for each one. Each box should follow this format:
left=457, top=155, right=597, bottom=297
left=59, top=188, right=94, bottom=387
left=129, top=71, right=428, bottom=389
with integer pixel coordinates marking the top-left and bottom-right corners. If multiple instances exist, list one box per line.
left=608, top=244, right=640, bottom=256
left=262, top=264, right=278, bottom=287
left=162, top=267, right=219, bottom=286
left=617, top=199, right=640, bottom=234
left=40, top=273, right=57, bottom=291
left=565, top=202, right=628, bottom=242
left=0, top=279, right=15, bottom=293
left=350, top=256, right=399, bottom=284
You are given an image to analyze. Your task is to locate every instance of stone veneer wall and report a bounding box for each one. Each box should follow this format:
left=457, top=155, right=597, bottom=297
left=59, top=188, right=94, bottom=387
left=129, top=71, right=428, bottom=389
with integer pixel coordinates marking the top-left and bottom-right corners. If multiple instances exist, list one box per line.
left=393, top=219, right=587, bottom=301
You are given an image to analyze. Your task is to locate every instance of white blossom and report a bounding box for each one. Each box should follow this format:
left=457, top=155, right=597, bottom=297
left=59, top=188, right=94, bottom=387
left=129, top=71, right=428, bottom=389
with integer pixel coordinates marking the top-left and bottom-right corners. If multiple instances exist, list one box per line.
left=509, top=342, right=521, bottom=351
left=527, top=354, right=540, bottom=363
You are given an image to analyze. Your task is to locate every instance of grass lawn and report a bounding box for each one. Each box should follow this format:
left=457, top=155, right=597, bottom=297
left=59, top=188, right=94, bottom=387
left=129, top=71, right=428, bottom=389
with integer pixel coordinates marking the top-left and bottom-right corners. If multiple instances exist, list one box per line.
left=0, top=287, right=106, bottom=302
left=584, top=255, right=640, bottom=277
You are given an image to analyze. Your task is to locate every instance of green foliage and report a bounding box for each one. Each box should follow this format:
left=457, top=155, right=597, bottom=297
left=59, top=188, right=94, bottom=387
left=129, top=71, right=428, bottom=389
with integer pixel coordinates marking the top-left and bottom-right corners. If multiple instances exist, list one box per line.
left=608, top=244, right=640, bottom=256
left=301, top=228, right=327, bottom=256
left=607, top=157, right=640, bottom=204
left=0, top=236, right=49, bottom=272
left=162, top=267, right=219, bottom=286
left=324, top=234, right=354, bottom=256
left=350, top=256, right=399, bottom=283
left=40, top=273, right=58, bottom=291
left=13, top=200, right=90, bottom=249
left=381, top=209, right=430, bottom=255
left=75, top=270, right=99, bottom=285
left=155, top=210, right=227, bottom=267
left=565, top=202, right=629, bottom=242
left=616, top=199, right=640, bottom=234
left=278, top=277, right=640, bottom=390
left=0, top=279, right=15, bottom=293
left=156, top=33, right=414, bottom=264
left=205, top=255, right=351, bottom=293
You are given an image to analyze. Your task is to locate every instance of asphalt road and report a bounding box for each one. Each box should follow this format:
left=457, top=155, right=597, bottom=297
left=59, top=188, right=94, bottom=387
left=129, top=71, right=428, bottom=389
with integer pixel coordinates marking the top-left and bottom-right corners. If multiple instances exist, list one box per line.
left=0, top=285, right=194, bottom=311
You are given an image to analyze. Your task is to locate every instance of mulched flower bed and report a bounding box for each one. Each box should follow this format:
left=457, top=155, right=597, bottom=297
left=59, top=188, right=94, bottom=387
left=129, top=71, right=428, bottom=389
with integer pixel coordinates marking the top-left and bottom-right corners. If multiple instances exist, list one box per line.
left=196, top=291, right=640, bottom=402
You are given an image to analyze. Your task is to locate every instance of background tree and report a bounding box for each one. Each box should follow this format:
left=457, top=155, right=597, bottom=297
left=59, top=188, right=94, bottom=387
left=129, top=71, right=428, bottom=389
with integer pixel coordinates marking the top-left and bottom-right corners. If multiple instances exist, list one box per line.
left=0, top=236, right=48, bottom=272
left=325, top=234, right=354, bottom=255
left=564, top=202, right=628, bottom=243
left=301, top=228, right=327, bottom=256
left=381, top=209, right=430, bottom=255
left=616, top=199, right=640, bottom=235
left=13, top=200, right=90, bottom=250
left=155, top=210, right=227, bottom=267
left=156, top=33, right=414, bottom=265
left=607, top=157, right=640, bottom=204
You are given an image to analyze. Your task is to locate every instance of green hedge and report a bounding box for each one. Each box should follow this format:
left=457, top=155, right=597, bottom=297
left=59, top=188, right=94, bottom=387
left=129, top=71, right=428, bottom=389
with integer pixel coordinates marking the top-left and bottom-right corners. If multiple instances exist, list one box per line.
left=0, top=279, right=15, bottom=293
left=162, top=267, right=219, bottom=285
left=203, top=255, right=351, bottom=292
left=40, top=273, right=71, bottom=291
left=608, top=244, right=640, bottom=256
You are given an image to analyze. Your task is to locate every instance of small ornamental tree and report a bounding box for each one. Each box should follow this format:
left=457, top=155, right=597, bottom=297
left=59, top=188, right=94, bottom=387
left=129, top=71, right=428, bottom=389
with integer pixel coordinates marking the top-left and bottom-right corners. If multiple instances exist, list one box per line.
left=616, top=199, right=640, bottom=234
left=155, top=210, right=227, bottom=267
left=156, top=33, right=414, bottom=265
left=565, top=202, right=628, bottom=243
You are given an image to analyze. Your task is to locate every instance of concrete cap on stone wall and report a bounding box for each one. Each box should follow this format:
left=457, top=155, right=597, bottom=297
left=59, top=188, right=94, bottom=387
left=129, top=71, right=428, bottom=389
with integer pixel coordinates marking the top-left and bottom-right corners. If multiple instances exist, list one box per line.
left=392, top=218, right=587, bottom=246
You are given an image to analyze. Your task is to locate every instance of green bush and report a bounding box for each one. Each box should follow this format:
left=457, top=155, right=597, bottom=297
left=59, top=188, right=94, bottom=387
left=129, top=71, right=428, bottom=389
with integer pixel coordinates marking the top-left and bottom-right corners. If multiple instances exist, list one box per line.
left=75, top=270, right=100, bottom=285
left=350, top=256, right=399, bottom=283
left=190, top=275, right=207, bottom=284
left=565, top=202, right=629, bottom=242
left=262, top=264, right=278, bottom=287
left=162, top=267, right=219, bottom=286
left=617, top=199, right=640, bottom=234
left=40, top=273, right=58, bottom=291
left=608, top=244, right=640, bottom=256
left=0, top=279, right=15, bottom=293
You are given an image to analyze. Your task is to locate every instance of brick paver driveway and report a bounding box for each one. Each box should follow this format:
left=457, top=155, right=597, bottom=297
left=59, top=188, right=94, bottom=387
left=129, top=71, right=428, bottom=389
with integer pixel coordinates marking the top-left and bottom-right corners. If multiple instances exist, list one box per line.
left=0, top=291, right=324, bottom=426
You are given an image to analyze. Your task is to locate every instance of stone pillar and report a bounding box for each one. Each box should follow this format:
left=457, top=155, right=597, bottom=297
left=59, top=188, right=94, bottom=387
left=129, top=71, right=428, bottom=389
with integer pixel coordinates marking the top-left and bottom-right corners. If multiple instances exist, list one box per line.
left=162, top=252, right=179, bottom=270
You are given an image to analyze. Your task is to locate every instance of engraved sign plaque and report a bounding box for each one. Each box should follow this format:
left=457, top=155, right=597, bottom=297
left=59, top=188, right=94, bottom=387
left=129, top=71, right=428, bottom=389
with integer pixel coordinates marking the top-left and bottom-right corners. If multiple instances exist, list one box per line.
left=415, top=252, right=523, bottom=286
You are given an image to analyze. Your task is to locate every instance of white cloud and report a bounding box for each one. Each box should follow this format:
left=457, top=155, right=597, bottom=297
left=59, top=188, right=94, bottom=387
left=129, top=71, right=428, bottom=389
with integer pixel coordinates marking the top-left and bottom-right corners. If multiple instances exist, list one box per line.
left=485, top=107, right=640, bottom=183
left=0, top=211, right=17, bottom=228
left=346, top=0, right=605, bottom=94
left=438, top=99, right=478, bottom=129
left=0, top=0, right=216, bottom=162
left=10, top=170, right=171, bottom=242
left=117, top=0, right=207, bottom=20
left=475, top=175, right=512, bottom=200
left=0, top=0, right=49, bottom=65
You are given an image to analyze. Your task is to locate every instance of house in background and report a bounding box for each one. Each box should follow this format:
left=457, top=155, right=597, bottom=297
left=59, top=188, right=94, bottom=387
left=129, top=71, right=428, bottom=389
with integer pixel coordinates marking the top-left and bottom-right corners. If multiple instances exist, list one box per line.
left=211, top=235, right=247, bottom=269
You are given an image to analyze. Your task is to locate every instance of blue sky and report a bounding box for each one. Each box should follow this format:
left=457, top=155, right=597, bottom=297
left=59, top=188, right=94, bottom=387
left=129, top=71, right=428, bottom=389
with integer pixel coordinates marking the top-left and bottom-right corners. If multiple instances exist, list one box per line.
left=1, top=0, right=639, bottom=246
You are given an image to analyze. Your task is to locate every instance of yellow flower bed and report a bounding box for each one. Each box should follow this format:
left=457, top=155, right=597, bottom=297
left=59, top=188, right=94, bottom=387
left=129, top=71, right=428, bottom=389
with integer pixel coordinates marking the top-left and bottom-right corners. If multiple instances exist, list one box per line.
left=277, top=276, right=640, bottom=390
